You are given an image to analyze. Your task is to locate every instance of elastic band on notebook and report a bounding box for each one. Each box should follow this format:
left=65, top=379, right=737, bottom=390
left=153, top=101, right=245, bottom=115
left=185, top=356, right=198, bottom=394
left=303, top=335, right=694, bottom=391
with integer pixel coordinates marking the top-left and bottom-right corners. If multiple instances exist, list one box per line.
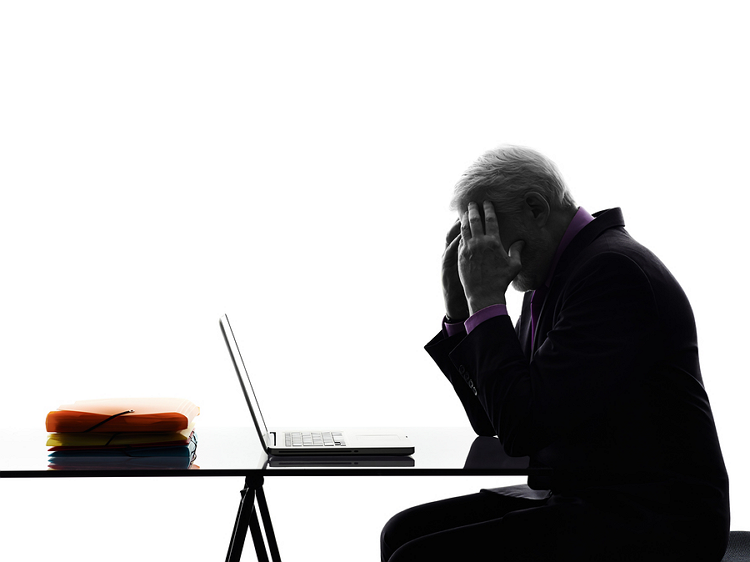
left=82, top=410, right=134, bottom=433
left=103, top=433, right=120, bottom=446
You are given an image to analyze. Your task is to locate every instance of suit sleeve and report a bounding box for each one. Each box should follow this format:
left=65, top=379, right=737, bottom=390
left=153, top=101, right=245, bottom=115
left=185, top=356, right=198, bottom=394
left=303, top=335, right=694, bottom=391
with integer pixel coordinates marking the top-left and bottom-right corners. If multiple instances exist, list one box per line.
left=446, top=252, right=660, bottom=457
left=424, top=324, right=496, bottom=437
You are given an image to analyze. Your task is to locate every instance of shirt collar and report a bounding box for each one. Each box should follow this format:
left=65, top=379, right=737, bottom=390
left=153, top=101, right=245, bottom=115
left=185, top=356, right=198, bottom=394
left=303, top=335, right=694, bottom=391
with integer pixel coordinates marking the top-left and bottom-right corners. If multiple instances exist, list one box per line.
left=543, top=206, right=595, bottom=288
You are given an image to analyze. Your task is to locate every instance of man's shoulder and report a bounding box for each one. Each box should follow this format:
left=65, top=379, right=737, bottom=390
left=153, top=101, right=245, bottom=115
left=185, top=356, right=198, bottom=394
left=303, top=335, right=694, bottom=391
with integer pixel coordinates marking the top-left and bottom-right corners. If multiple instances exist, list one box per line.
left=565, top=224, right=690, bottom=313
left=582, top=227, right=654, bottom=265
left=580, top=224, right=672, bottom=280
left=555, top=208, right=654, bottom=282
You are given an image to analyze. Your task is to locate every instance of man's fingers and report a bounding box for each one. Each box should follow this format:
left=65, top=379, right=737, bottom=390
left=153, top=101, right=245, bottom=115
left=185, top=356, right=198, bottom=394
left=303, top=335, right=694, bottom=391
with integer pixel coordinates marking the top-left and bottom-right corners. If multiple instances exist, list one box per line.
left=467, top=202, right=483, bottom=237
left=509, top=239, right=525, bottom=265
left=445, top=219, right=461, bottom=247
left=483, top=201, right=499, bottom=237
left=445, top=232, right=461, bottom=256
left=460, top=210, right=471, bottom=242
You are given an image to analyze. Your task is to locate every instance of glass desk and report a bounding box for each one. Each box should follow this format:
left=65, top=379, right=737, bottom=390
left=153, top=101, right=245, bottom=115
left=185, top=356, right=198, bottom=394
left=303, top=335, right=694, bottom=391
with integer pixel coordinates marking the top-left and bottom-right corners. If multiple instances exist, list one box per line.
left=1, top=426, right=549, bottom=561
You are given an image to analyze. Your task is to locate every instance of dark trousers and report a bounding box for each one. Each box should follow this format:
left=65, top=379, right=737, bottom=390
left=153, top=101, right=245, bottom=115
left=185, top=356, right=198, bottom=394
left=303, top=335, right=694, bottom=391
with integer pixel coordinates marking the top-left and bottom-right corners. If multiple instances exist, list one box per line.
left=381, top=486, right=729, bottom=562
left=380, top=489, right=552, bottom=562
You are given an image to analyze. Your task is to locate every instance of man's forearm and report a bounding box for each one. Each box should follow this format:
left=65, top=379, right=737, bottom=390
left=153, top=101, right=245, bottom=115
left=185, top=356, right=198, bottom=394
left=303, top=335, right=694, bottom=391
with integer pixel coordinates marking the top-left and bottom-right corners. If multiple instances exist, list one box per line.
left=425, top=326, right=496, bottom=437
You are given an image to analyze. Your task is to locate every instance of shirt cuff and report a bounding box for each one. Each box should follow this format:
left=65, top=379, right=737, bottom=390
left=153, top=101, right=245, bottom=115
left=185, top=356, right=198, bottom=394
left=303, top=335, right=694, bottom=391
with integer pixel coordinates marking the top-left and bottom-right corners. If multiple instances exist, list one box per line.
left=464, top=304, right=508, bottom=334
left=443, top=317, right=467, bottom=338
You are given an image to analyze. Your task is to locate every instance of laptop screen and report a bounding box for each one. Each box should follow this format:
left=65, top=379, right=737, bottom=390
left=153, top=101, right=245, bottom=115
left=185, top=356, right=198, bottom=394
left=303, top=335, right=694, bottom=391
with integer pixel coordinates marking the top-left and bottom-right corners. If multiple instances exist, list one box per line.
left=220, top=314, right=272, bottom=451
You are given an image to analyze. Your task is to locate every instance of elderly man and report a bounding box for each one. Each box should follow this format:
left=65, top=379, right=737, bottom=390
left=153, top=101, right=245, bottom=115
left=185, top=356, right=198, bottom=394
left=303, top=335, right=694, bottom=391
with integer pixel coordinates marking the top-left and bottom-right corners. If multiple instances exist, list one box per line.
left=381, top=146, right=729, bottom=561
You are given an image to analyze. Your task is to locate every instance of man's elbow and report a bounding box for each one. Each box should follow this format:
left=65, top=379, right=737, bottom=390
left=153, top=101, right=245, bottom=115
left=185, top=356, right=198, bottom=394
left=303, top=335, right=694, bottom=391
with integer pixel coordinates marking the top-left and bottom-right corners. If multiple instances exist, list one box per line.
left=470, top=418, right=497, bottom=437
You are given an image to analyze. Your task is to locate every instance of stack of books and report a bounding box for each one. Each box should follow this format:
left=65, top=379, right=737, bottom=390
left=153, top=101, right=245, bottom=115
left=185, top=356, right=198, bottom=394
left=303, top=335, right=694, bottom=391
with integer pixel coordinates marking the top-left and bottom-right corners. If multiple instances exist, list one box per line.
left=45, top=397, right=200, bottom=470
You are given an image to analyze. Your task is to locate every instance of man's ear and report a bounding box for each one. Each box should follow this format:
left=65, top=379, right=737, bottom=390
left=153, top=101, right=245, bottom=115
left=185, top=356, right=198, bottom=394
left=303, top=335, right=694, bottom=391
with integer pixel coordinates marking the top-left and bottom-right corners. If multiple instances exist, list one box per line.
left=523, top=192, right=550, bottom=226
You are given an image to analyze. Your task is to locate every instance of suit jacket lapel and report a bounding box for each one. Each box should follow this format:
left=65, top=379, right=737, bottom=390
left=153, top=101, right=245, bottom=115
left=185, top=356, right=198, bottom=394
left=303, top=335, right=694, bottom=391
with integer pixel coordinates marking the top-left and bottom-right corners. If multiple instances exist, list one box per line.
left=525, top=208, right=626, bottom=356
left=550, top=208, right=625, bottom=284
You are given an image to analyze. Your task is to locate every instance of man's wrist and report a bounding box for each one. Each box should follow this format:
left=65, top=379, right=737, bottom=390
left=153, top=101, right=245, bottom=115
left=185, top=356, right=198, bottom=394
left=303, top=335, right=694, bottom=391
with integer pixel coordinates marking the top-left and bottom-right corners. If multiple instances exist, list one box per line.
left=467, top=296, right=506, bottom=316
left=445, top=313, right=468, bottom=324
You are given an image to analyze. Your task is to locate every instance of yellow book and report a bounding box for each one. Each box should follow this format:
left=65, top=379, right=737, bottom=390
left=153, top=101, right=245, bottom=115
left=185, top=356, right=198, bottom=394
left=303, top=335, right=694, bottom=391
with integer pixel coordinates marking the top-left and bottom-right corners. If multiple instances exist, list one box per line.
left=47, top=422, right=196, bottom=447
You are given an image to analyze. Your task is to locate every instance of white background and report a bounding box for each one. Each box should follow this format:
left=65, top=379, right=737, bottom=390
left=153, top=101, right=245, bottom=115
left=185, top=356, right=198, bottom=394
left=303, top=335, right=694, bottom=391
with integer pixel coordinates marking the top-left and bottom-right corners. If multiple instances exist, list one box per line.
left=1, top=1, right=748, bottom=560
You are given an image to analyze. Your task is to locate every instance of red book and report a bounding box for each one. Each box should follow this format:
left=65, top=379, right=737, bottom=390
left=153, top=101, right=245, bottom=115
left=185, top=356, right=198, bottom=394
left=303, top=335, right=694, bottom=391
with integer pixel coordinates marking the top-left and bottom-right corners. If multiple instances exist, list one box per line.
left=46, top=397, right=200, bottom=433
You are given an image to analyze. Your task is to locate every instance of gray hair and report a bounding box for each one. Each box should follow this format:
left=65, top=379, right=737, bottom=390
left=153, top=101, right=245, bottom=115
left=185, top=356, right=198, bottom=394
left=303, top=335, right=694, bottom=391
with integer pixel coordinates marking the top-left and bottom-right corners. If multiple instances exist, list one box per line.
left=450, top=145, right=576, bottom=213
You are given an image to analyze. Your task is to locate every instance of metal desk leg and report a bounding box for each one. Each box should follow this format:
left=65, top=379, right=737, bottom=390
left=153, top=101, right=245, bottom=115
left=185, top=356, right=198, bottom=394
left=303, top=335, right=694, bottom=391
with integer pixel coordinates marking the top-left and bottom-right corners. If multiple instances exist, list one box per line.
left=226, top=476, right=282, bottom=562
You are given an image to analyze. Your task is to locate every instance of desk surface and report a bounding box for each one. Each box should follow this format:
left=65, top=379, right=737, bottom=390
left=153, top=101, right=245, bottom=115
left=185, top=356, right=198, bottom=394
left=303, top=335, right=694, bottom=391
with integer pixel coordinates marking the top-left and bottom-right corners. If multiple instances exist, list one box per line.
left=0, top=426, right=544, bottom=478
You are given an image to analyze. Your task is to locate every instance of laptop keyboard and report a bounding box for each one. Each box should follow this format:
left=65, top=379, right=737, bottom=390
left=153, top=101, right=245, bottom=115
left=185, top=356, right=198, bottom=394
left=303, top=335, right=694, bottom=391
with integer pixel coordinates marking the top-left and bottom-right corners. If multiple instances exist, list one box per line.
left=285, top=431, right=346, bottom=447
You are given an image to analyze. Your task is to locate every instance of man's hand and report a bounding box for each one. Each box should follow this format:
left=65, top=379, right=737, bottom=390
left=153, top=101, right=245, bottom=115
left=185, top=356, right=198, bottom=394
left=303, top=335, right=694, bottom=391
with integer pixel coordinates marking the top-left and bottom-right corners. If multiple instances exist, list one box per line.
left=441, top=219, right=470, bottom=322
left=458, top=201, right=524, bottom=315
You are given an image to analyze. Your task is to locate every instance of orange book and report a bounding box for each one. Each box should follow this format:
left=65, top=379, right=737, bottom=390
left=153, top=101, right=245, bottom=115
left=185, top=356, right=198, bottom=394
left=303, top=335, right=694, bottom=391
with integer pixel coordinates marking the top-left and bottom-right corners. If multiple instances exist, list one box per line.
left=46, top=397, right=199, bottom=433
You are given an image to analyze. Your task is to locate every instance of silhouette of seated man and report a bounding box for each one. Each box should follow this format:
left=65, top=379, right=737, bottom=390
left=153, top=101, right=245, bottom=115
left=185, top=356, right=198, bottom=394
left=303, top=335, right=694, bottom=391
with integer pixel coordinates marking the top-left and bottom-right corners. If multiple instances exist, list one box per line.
left=381, top=146, right=729, bottom=561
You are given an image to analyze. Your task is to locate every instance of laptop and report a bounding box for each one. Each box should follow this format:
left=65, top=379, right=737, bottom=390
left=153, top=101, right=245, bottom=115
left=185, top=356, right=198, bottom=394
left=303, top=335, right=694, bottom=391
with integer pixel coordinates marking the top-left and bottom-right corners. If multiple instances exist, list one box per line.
left=220, top=314, right=414, bottom=457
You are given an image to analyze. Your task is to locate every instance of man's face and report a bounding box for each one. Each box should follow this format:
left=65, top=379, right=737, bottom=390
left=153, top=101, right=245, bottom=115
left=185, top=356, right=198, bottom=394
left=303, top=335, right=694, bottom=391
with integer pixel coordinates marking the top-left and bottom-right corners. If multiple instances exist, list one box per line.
left=462, top=202, right=555, bottom=293
left=497, top=209, right=548, bottom=292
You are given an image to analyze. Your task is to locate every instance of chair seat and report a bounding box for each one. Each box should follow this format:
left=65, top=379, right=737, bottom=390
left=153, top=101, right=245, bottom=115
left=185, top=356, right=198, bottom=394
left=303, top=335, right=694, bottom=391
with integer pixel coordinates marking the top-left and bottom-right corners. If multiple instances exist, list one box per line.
left=721, top=531, right=750, bottom=562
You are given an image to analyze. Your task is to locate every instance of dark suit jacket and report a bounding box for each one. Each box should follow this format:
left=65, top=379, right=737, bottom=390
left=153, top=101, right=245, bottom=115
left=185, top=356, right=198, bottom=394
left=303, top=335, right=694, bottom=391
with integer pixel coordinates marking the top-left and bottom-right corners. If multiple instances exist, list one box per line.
left=426, top=208, right=729, bottom=542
